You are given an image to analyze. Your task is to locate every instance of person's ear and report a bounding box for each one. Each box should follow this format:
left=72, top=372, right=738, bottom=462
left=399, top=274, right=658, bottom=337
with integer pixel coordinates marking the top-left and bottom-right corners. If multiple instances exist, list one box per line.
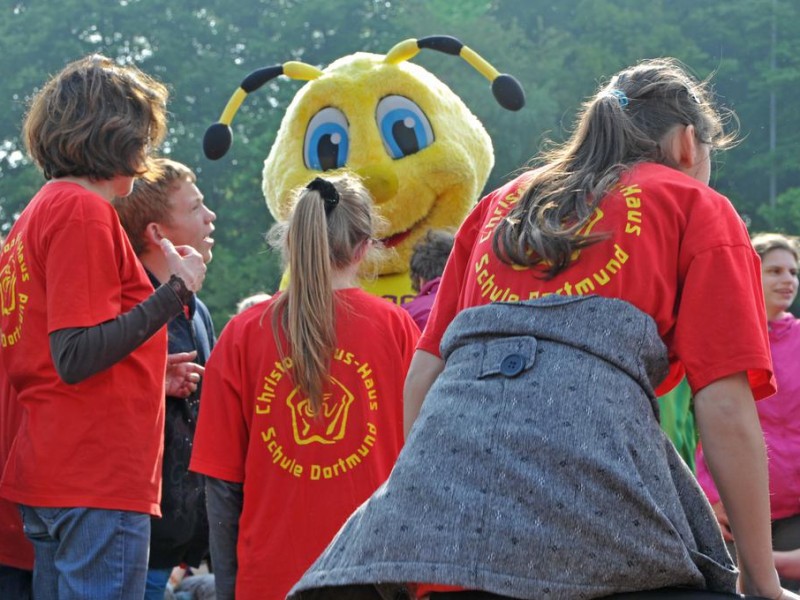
left=662, top=124, right=695, bottom=169
left=353, top=238, right=371, bottom=262
left=675, top=124, right=699, bottom=169
left=144, top=222, right=164, bottom=246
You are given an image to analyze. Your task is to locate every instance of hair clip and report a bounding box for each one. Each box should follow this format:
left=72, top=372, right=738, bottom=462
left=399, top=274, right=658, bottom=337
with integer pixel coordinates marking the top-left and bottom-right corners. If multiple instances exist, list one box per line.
left=609, top=89, right=629, bottom=108
left=306, top=177, right=340, bottom=215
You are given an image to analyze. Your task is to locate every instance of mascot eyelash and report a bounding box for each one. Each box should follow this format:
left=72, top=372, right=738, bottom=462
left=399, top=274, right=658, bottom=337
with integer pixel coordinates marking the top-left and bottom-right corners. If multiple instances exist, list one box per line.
left=203, top=35, right=524, bottom=160
left=202, top=34, right=524, bottom=304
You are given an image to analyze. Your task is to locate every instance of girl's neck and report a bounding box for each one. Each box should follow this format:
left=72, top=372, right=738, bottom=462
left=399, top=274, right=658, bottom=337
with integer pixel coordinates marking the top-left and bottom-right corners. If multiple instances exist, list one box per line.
left=50, top=176, right=115, bottom=202
left=331, top=262, right=361, bottom=290
left=767, top=309, right=788, bottom=323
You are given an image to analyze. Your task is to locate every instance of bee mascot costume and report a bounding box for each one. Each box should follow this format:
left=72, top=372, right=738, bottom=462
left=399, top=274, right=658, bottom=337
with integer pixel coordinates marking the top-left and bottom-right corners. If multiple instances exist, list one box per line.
left=203, top=35, right=524, bottom=304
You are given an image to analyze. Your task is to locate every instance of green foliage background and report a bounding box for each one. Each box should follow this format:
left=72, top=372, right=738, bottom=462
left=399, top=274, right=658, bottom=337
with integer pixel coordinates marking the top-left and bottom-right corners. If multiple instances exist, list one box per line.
left=2, top=0, right=800, bottom=327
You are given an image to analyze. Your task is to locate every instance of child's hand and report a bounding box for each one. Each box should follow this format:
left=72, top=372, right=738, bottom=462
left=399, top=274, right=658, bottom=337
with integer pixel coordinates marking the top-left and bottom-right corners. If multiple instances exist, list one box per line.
left=774, top=549, right=800, bottom=582
left=165, top=351, right=204, bottom=398
left=710, top=501, right=733, bottom=542
left=161, top=238, right=207, bottom=292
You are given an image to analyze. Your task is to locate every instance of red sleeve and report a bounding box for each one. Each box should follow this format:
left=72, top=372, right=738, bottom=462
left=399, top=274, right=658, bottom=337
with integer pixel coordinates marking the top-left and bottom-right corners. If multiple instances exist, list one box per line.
left=673, top=244, right=774, bottom=399
left=396, top=307, right=421, bottom=370
left=417, top=196, right=491, bottom=357
left=654, top=363, right=687, bottom=397
left=190, top=318, right=251, bottom=483
left=46, top=200, right=127, bottom=331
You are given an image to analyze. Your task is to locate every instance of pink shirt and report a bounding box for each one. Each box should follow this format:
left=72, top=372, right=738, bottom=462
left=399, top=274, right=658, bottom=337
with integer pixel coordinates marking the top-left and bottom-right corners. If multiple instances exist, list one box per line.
left=401, top=277, right=441, bottom=331
left=696, top=313, right=800, bottom=519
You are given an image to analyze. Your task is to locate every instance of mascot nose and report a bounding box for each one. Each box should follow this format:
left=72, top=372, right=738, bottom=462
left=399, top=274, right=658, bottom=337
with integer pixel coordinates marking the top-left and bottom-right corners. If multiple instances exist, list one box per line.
left=355, top=165, right=398, bottom=205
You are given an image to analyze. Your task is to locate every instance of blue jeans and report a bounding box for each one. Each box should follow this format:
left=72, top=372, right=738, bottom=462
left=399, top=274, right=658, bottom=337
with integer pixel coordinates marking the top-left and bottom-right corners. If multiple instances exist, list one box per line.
left=144, top=567, right=172, bottom=600
left=20, top=505, right=150, bottom=600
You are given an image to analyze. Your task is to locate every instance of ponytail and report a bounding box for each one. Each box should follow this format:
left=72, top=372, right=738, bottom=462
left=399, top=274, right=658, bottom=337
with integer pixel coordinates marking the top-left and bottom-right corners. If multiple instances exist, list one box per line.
left=270, top=174, right=379, bottom=413
left=494, top=57, right=737, bottom=278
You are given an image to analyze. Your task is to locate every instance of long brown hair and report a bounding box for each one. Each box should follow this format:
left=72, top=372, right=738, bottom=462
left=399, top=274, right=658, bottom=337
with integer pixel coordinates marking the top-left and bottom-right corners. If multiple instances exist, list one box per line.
left=493, top=57, right=737, bottom=278
left=269, top=174, right=380, bottom=413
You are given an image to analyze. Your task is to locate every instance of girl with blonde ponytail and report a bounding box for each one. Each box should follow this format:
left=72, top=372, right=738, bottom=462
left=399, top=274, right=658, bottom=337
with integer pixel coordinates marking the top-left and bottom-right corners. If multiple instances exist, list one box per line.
left=191, top=173, right=419, bottom=600
left=272, top=175, right=378, bottom=412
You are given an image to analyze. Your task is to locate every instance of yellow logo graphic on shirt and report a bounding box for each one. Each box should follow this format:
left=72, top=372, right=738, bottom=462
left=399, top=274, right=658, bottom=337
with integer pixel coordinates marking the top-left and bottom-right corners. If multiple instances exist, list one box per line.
left=509, top=206, right=606, bottom=272
left=0, top=260, right=18, bottom=316
left=0, top=233, right=30, bottom=347
left=287, top=377, right=354, bottom=445
left=471, top=183, right=644, bottom=302
left=256, top=349, right=385, bottom=481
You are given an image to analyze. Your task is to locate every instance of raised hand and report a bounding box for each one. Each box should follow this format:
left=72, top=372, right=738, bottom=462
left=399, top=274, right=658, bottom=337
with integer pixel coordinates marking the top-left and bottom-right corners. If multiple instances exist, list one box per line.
left=161, top=238, right=207, bottom=292
left=710, top=501, right=733, bottom=542
left=165, top=351, right=205, bottom=398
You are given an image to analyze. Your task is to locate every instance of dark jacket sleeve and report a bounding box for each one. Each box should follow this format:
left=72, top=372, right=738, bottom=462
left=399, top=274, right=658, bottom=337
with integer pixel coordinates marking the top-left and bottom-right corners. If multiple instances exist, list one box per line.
left=206, top=476, right=243, bottom=600
left=49, top=282, right=185, bottom=384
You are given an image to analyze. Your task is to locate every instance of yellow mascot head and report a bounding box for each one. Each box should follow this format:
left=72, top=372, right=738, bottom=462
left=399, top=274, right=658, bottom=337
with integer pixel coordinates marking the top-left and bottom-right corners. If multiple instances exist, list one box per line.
left=204, top=35, right=524, bottom=303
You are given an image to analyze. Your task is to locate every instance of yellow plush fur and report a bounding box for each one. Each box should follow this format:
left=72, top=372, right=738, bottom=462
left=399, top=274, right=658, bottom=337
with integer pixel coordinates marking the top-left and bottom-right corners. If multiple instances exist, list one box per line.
left=263, top=52, right=494, bottom=302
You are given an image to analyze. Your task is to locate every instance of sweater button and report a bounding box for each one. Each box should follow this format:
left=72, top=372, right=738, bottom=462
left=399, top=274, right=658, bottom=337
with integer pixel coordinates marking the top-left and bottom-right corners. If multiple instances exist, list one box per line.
left=500, top=353, right=525, bottom=377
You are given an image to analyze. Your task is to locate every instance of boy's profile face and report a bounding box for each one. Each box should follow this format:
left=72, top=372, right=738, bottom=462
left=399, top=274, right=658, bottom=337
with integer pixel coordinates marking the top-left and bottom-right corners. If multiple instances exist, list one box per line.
left=159, top=178, right=216, bottom=264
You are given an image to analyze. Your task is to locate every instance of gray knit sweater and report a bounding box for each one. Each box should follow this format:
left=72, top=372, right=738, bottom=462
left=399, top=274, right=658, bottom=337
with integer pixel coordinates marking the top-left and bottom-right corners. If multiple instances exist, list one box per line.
left=290, top=295, right=737, bottom=600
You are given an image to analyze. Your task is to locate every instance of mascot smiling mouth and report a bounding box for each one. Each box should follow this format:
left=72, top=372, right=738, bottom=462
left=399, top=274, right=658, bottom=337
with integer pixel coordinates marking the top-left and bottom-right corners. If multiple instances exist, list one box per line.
left=203, top=35, right=524, bottom=304
left=382, top=228, right=413, bottom=249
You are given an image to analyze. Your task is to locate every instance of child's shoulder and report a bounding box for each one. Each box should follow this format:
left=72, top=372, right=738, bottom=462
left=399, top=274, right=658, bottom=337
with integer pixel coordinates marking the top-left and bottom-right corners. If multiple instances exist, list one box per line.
left=218, top=298, right=275, bottom=344
left=28, top=180, right=114, bottom=226
left=344, top=288, right=414, bottom=320
left=622, top=162, right=729, bottom=210
left=44, top=180, right=111, bottom=205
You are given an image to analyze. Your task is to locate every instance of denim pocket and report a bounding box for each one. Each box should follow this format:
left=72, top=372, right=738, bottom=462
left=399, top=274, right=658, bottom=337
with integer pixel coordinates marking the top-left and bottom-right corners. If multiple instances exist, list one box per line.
left=19, top=505, right=52, bottom=540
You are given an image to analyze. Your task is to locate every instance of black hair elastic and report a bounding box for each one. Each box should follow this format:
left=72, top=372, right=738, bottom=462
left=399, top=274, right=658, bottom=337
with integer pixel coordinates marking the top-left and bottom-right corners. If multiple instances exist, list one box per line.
left=306, top=177, right=340, bottom=215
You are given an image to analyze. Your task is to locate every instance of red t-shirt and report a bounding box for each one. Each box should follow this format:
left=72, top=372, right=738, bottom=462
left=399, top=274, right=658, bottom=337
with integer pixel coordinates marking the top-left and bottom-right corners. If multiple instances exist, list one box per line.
left=0, top=355, right=33, bottom=570
left=190, top=288, right=419, bottom=600
left=0, top=181, right=167, bottom=515
left=420, top=163, right=774, bottom=399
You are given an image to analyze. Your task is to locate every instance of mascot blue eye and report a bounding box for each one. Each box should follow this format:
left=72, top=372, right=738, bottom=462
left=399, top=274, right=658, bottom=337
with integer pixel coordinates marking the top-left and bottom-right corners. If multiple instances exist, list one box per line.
left=376, top=95, right=434, bottom=159
left=304, top=107, right=350, bottom=171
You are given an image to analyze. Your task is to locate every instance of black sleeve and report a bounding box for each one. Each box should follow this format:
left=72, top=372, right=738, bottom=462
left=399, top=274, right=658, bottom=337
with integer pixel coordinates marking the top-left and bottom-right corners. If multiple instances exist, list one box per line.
left=48, top=278, right=189, bottom=385
left=206, top=476, right=243, bottom=600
